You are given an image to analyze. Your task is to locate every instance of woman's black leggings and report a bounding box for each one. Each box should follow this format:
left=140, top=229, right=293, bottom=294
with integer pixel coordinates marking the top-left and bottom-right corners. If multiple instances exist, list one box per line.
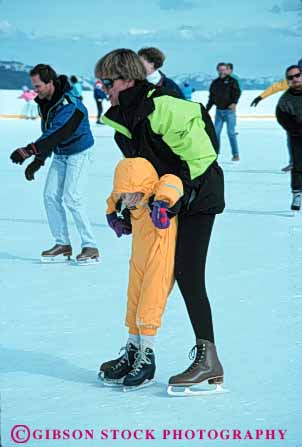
left=175, top=212, right=215, bottom=343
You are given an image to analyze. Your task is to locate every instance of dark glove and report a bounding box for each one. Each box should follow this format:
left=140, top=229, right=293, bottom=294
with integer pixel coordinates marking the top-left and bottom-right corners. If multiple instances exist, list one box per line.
left=250, top=96, right=262, bottom=107
left=10, top=143, right=39, bottom=165
left=151, top=201, right=170, bottom=229
left=25, top=158, right=44, bottom=181
left=106, top=212, right=132, bottom=238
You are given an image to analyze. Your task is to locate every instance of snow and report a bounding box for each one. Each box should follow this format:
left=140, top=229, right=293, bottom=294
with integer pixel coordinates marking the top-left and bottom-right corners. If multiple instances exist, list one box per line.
left=1, top=117, right=301, bottom=446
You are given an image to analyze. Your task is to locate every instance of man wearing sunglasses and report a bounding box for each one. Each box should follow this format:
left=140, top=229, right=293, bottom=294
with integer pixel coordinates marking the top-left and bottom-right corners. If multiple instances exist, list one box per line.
left=276, top=65, right=302, bottom=211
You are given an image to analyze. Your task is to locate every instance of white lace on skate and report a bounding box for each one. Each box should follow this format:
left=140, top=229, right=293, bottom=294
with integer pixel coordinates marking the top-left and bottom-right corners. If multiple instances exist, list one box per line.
left=129, top=349, right=152, bottom=377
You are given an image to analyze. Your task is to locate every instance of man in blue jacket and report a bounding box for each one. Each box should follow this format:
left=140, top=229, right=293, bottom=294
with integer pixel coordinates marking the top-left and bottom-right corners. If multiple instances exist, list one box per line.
left=10, top=64, right=99, bottom=264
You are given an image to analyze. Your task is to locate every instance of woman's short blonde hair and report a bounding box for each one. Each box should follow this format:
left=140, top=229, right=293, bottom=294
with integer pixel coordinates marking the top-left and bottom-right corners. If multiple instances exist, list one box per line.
left=95, top=49, right=147, bottom=81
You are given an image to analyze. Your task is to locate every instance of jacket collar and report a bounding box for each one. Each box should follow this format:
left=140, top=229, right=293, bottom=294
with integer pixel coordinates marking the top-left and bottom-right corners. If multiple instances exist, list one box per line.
left=106, top=81, right=156, bottom=130
left=35, top=75, right=71, bottom=112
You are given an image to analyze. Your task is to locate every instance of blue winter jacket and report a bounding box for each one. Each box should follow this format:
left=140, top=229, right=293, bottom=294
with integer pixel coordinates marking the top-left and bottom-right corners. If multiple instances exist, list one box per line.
left=34, top=75, right=94, bottom=160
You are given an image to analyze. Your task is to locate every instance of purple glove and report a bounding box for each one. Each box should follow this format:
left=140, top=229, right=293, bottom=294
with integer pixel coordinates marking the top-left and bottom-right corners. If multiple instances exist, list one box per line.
left=106, top=212, right=132, bottom=238
left=151, top=201, right=170, bottom=229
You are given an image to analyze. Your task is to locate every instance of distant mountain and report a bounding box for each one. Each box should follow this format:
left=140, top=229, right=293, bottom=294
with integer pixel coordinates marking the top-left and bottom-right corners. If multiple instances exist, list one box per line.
left=174, top=72, right=282, bottom=90
left=0, top=60, right=282, bottom=91
left=0, top=61, right=93, bottom=90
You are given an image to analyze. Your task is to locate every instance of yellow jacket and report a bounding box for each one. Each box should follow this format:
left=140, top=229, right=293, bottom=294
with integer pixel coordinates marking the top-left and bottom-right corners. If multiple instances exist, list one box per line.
left=260, top=79, right=288, bottom=99
left=107, top=158, right=183, bottom=335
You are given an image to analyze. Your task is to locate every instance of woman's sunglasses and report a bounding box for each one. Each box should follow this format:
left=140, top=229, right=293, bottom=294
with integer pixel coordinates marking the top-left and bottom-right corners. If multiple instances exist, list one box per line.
left=100, top=78, right=123, bottom=89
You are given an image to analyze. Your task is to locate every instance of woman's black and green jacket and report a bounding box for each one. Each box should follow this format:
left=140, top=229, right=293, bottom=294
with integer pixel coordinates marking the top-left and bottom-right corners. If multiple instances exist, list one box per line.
left=103, top=81, right=225, bottom=215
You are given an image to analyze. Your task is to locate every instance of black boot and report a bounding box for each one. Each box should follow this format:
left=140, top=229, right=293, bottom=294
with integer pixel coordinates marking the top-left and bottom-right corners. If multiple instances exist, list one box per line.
left=103, top=343, right=138, bottom=385
left=123, top=345, right=156, bottom=391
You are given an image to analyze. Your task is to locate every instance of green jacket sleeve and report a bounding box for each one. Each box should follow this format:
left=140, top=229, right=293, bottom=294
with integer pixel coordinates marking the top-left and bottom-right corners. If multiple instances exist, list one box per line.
left=148, top=95, right=217, bottom=180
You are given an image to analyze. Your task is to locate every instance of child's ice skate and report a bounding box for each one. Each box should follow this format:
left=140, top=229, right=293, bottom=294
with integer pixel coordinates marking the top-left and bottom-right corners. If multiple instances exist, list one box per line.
left=123, top=345, right=156, bottom=392
left=103, top=342, right=138, bottom=386
left=40, top=244, right=72, bottom=263
left=167, top=339, right=228, bottom=396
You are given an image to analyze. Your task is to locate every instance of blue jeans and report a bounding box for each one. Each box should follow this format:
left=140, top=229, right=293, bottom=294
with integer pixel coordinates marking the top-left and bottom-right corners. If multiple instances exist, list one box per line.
left=43, top=149, right=97, bottom=248
left=214, top=109, right=239, bottom=156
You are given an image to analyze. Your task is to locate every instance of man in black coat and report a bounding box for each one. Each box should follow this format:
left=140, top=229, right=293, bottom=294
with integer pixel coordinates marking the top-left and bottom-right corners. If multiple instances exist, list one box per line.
left=276, top=65, right=302, bottom=211
left=207, top=62, right=241, bottom=161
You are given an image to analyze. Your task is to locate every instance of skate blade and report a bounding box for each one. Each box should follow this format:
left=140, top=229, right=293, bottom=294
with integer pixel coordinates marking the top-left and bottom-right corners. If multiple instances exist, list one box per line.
left=123, top=379, right=155, bottom=392
left=75, top=257, right=101, bottom=266
left=167, top=383, right=229, bottom=397
left=40, top=255, right=72, bottom=264
left=103, top=378, right=124, bottom=387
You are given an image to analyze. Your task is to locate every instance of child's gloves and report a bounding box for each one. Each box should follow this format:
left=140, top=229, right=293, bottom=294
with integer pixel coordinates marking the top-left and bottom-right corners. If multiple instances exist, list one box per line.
left=106, top=212, right=132, bottom=238
left=151, top=200, right=170, bottom=229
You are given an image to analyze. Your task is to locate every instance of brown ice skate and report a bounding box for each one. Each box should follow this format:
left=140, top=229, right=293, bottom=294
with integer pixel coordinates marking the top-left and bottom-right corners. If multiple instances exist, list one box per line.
left=41, top=244, right=72, bottom=263
left=167, top=339, right=228, bottom=396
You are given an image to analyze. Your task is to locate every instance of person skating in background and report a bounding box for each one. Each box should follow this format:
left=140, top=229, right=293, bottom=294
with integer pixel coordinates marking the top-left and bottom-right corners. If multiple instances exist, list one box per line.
left=18, top=86, right=38, bottom=119
left=207, top=62, right=241, bottom=161
left=226, top=63, right=242, bottom=91
left=10, top=64, right=99, bottom=264
left=70, top=75, right=83, bottom=101
left=95, top=49, right=225, bottom=396
left=100, top=157, right=183, bottom=391
left=94, top=80, right=107, bottom=124
left=276, top=65, right=302, bottom=211
left=182, top=80, right=195, bottom=100
left=138, top=47, right=185, bottom=98
left=251, top=58, right=302, bottom=173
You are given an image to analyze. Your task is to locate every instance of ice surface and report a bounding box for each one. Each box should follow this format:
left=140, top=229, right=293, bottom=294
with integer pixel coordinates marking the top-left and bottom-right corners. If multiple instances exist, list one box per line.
left=1, top=118, right=301, bottom=446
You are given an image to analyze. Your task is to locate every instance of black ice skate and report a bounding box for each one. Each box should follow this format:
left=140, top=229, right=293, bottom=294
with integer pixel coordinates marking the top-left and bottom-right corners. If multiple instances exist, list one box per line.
left=103, top=343, right=138, bottom=386
left=123, top=345, right=156, bottom=392
left=98, top=359, right=120, bottom=380
left=167, top=339, right=228, bottom=396
left=291, top=191, right=302, bottom=212
left=76, top=247, right=100, bottom=265
left=41, top=244, right=72, bottom=263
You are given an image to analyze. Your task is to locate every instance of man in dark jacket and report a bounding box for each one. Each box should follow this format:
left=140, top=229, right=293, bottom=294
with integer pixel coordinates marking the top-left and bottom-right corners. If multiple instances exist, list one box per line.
left=94, top=80, right=107, bottom=124
left=138, top=47, right=185, bottom=99
left=207, top=62, right=241, bottom=161
left=10, top=64, right=99, bottom=263
left=276, top=65, right=302, bottom=211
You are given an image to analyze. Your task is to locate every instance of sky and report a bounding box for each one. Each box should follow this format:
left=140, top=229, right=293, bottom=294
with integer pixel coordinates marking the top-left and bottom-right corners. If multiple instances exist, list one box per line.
left=0, top=0, right=301, bottom=77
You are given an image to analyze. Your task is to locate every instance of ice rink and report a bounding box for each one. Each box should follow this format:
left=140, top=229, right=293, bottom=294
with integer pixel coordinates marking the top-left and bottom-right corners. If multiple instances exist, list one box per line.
left=1, top=117, right=301, bottom=446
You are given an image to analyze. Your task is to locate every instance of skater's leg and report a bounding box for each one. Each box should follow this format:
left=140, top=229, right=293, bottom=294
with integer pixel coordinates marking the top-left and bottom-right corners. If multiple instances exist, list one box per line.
left=214, top=110, right=224, bottom=154
left=226, top=110, right=239, bottom=157
left=96, top=100, right=103, bottom=123
left=287, top=132, right=292, bottom=165
left=135, top=222, right=176, bottom=335
left=175, top=213, right=215, bottom=343
left=290, top=136, right=302, bottom=192
left=43, top=155, right=71, bottom=245
left=63, top=149, right=97, bottom=248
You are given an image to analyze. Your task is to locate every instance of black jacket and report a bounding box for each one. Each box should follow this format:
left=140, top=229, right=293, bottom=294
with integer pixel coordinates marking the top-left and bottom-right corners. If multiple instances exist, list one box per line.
left=157, top=71, right=185, bottom=99
left=206, top=76, right=241, bottom=111
left=276, top=88, right=302, bottom=136
left=103, top=81, right=224, bottom=215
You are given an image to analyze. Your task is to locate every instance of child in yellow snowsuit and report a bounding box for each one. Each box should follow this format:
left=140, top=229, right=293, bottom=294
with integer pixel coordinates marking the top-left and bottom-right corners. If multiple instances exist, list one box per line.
left=101, top=157, right=183, bottom=391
